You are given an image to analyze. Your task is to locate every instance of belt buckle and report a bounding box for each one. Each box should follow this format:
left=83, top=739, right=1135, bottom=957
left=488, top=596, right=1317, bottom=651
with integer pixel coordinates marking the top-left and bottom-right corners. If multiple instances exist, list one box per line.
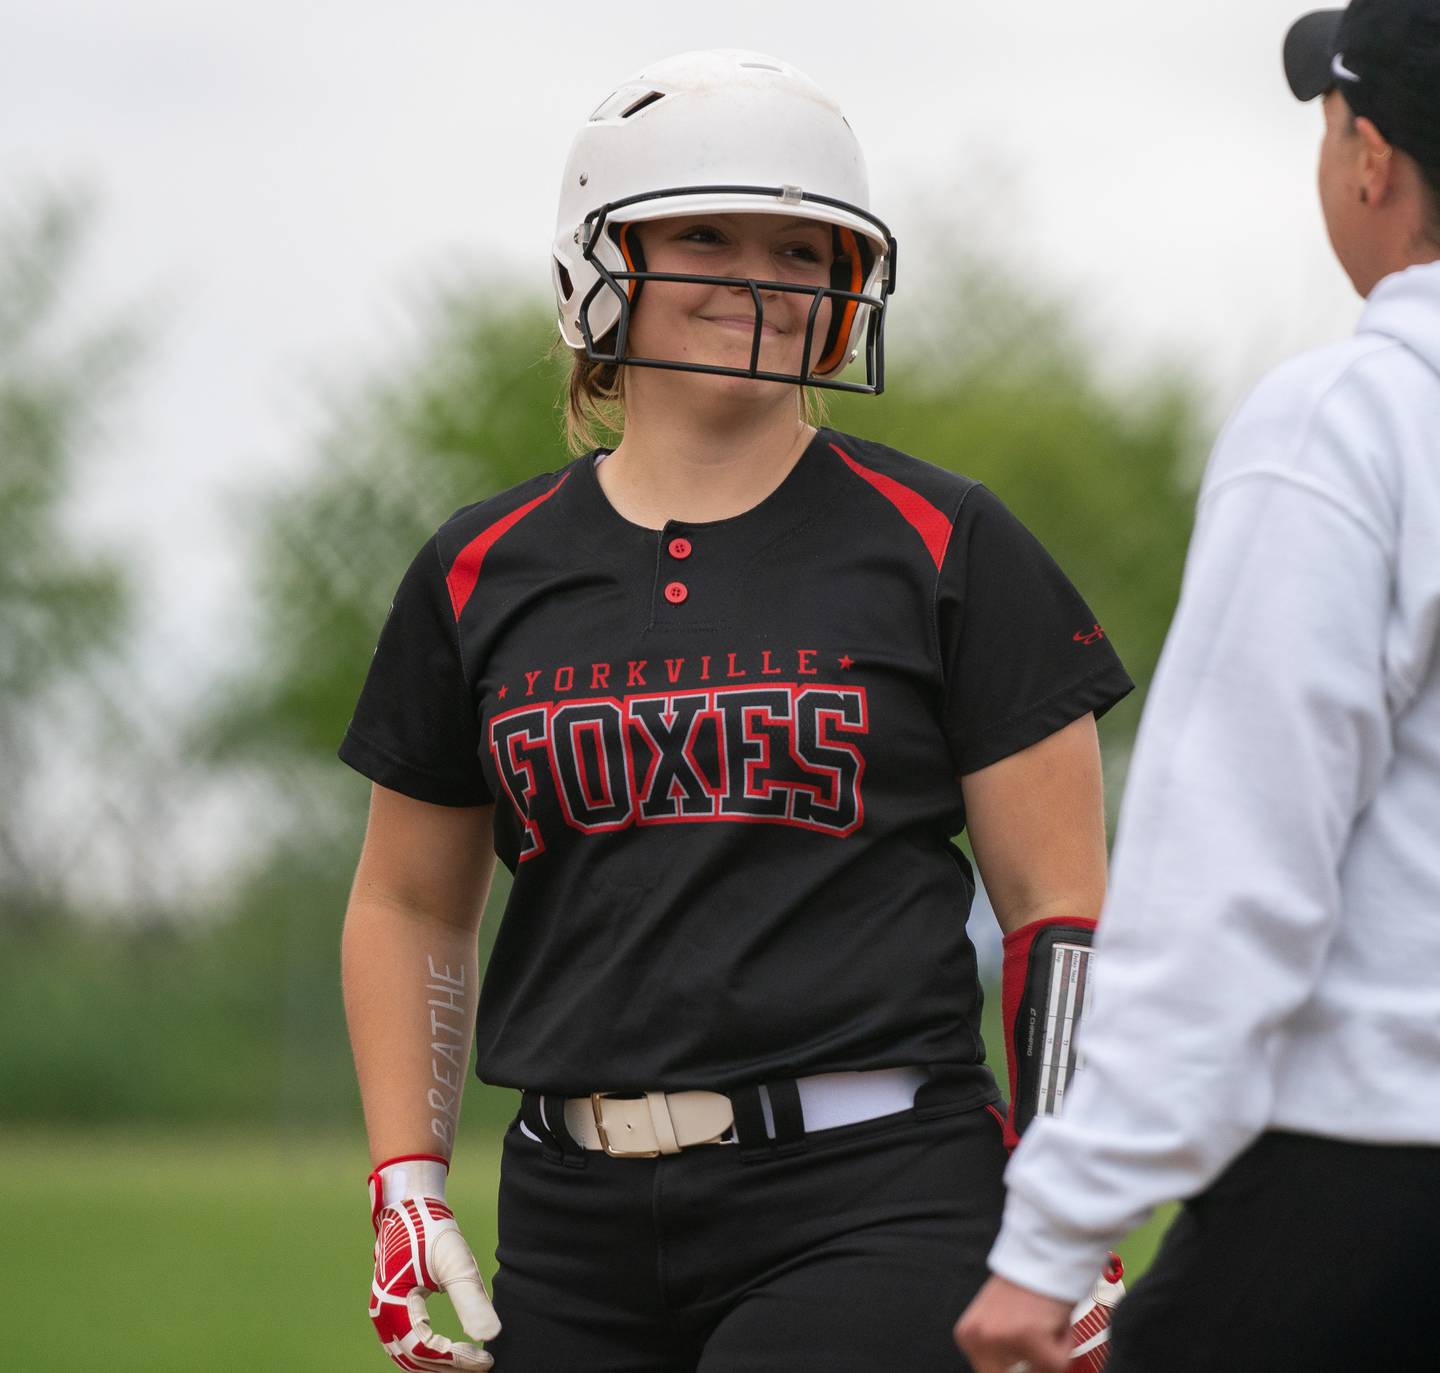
left=590, top=1093, right=660, bottom=1158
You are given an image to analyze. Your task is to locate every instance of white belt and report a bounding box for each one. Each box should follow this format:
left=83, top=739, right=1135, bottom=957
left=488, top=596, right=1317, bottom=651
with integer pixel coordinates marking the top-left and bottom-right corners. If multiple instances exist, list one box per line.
left=522, top=1067, right=928, bottom=1157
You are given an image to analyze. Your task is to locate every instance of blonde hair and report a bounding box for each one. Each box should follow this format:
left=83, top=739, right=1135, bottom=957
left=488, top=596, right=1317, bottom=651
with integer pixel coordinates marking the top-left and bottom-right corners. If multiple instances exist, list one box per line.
left=559, top=334, right=626, bottom=454
left=558, top=332, right=831, bottom=454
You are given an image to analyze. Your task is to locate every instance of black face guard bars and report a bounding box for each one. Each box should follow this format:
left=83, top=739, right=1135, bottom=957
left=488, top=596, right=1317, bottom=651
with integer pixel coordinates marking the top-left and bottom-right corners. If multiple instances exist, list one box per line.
left=576, top=185, right=898, bottom=396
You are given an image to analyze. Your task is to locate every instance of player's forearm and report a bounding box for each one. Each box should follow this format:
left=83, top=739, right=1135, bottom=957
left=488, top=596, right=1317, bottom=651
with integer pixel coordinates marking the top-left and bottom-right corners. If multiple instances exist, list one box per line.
left=1001, top=895, right=1103, bottom=935
left=342, top=896, right=481, bottom=1167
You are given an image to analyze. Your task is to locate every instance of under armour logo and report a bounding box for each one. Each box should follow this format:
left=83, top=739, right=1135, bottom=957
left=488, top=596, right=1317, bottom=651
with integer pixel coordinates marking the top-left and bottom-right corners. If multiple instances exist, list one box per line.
left=1073, top=625, right=1106, bottom=645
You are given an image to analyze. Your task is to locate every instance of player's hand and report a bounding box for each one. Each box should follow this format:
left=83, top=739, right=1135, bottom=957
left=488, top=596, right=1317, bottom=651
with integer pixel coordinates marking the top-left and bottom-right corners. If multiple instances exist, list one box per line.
left=367, top=1154, right=501, bottom=1371
left=954, top=1274, right=1072, bottom=1373
left=955, top=1254, right=1125, bottom=1373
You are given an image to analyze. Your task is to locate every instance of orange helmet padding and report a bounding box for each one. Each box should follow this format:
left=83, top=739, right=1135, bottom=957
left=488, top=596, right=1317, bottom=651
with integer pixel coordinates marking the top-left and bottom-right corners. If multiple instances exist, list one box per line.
left=813, top=227, right=865, bottom=376
left=616, top=221, right=644, bottom=301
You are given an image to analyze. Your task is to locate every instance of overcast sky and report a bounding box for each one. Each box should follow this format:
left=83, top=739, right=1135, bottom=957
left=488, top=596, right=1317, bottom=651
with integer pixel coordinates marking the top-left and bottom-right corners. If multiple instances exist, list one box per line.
left=4, top=0, right=1362, bottom=668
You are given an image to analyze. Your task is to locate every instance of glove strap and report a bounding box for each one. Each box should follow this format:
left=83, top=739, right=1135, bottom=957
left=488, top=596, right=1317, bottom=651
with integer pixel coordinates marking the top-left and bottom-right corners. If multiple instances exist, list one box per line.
left=367, top=1152, right=450, bottom=1232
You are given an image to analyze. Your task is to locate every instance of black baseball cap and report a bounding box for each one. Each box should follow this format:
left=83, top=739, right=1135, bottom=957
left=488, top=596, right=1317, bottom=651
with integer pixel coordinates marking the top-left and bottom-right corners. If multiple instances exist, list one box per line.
left=1284, top=0, right=1440, bottom=167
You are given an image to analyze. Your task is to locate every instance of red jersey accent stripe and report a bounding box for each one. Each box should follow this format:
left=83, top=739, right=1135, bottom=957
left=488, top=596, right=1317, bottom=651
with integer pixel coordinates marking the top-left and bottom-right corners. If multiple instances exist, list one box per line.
left=446, top=471, right=571, bottom=621
left=828, top=443, right=953, bottom=571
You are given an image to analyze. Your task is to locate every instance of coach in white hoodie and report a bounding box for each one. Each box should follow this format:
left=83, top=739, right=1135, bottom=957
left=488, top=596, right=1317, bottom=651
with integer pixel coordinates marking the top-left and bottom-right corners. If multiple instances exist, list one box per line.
left=956, top=3, right=1440, bottom=1371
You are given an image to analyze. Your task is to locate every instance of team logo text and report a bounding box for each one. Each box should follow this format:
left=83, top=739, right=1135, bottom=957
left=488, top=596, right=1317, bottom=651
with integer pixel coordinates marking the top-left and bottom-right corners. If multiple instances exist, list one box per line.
left=489, top=683, right=868, bottom=860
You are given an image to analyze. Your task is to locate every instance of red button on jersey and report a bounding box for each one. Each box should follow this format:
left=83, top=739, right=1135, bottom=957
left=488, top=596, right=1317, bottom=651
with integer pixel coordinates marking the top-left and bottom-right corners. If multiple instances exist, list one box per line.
left=664, top=581, right=688, bottom=604
left=668, top=537, right=692, bottom=560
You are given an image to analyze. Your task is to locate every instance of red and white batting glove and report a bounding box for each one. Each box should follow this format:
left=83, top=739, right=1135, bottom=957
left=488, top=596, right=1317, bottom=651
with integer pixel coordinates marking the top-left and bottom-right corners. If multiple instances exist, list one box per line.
left=367, top=1154, right=500, bottom=1371
left=1067, top=1252, right=1125, bottom=1370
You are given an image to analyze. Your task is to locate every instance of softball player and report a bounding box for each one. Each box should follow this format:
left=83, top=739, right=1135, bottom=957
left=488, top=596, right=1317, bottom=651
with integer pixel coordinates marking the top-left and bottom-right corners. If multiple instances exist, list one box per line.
left=340, top=49, right=1132, bottom=1373
left=957, top=4, right=1440, bottom=1371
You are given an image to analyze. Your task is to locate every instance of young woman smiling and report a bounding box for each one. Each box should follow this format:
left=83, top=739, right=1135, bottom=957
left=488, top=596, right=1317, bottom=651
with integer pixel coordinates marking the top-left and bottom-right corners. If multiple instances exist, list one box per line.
left=339, top=48, right=1132, bottom=1373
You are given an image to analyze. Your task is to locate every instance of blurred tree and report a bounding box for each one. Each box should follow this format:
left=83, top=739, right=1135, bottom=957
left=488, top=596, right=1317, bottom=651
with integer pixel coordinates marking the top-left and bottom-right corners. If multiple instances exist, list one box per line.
left=200, top=291, right=567, bottom=792
left=0, top=189, right=141, bottom=921
left=0, top=247, right=1203, bottom=1131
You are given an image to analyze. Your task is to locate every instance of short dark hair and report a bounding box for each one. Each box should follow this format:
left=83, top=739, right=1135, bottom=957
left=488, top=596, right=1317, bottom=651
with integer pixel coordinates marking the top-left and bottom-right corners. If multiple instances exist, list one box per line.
left=1419, top=162, right=1440, bottom=247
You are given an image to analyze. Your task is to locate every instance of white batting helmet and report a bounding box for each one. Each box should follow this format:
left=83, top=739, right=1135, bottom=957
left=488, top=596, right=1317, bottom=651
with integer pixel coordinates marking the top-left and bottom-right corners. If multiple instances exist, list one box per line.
left=550, top=49, right=897, bottom=393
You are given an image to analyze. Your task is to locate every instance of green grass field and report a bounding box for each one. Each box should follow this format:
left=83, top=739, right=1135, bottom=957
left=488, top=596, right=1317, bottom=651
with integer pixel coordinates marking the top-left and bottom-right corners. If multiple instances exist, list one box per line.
left=2, top=1129, right=498, bottom=1371
left=4, top=1127, right=1176, bottom=1371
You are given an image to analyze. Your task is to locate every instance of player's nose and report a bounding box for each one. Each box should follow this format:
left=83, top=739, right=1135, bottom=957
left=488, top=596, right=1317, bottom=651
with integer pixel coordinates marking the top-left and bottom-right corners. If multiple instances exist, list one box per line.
left=725, top=235, right=782, bottom=290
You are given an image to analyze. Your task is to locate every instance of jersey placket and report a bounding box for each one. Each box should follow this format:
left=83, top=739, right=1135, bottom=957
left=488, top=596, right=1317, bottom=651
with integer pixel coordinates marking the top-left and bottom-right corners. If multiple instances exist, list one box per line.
left=650, top=522, right=721, bottom=630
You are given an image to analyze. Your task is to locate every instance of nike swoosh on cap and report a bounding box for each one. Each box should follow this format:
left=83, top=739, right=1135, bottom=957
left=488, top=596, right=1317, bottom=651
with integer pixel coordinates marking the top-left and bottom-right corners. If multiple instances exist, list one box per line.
left=1332, top=52, right=1361, bottom=83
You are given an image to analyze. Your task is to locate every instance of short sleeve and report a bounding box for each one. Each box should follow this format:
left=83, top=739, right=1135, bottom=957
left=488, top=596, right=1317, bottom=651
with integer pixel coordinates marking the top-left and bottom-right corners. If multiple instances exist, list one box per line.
left=338, top=535, right=494, bottom=806
left=938, top=485, right=1134, bottom=775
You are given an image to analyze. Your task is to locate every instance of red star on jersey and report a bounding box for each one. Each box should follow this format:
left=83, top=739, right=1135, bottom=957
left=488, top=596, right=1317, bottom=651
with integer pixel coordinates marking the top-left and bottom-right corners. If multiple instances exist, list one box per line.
left=497, top=684, right=508, bottom=699
left=838, top=654, right=854, bottom=670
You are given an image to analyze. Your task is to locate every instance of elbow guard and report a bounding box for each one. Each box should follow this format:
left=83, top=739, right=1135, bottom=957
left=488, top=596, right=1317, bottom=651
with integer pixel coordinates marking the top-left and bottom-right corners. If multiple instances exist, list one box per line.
left=999, top=915, right=1097, bottom=1151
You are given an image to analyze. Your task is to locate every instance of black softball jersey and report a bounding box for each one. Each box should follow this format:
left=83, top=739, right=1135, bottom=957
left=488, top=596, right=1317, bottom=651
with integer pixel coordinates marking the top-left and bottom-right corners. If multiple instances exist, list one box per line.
left=339, top=427, right=1133, bottom=1098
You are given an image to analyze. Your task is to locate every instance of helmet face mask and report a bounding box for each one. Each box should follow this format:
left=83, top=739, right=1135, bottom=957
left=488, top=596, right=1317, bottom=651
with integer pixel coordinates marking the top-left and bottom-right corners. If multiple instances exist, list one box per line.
left=576, top=185, right=896, bottom=393
left=553, top=51, right=897, bottom=395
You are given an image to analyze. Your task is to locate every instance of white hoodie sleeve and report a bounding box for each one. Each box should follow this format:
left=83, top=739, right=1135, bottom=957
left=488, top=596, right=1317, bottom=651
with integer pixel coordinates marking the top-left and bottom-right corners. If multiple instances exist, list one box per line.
left=987, top=351, right=1397, bottom=1301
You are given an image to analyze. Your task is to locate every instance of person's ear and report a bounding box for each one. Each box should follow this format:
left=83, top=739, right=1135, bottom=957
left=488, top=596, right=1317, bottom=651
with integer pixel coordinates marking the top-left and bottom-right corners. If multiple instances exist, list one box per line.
left=1354, top=116, right=1394, bottom=206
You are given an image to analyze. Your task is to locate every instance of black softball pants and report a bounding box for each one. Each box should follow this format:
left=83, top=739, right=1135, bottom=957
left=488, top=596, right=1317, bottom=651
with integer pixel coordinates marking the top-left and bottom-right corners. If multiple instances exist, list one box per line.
left=483, top=1100, right=1008, bottom=1372
left=1108, top=1130, right=1440, bottom=1371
